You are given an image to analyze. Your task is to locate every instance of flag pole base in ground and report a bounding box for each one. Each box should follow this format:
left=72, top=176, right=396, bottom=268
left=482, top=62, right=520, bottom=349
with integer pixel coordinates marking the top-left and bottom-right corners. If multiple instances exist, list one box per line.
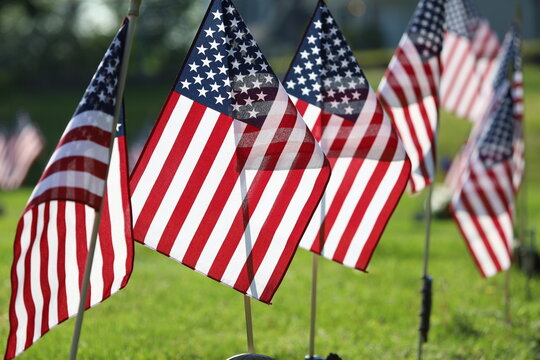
left=304, top=353, right=342, bottom=360
left=227, top=354, right=275, bottom=360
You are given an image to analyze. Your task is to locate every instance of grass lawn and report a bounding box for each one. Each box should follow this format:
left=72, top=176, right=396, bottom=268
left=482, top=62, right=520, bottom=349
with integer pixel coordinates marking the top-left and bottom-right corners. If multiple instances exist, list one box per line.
left=0, top=65, right=539, bottom=359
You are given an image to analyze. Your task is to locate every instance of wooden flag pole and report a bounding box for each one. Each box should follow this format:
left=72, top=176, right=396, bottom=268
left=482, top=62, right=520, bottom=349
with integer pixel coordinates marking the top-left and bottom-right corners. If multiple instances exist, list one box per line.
left=69, top=1, right=140, bottom=359
left=417, top=183, right=434, bottom=360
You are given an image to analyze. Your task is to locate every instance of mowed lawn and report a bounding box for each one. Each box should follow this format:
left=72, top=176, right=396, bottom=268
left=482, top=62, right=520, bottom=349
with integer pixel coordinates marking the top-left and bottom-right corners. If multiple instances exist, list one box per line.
left=0, top=65, right=540, bottom=359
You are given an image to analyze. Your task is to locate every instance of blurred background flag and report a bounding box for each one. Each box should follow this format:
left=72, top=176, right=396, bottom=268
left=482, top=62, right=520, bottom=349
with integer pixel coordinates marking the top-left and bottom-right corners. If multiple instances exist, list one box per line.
left=283, top=0, right=410, bottom=271
left=377, top=0, right=446, bottom=193
left=0, top=113, right=44, bottom=190
left=441, top=0, right=500, bottom=123
left=451, top=24, right=523, bottom=277
left=4, top=20, right=133, bottom=359
left=129, top=0, right=330, bottom=304
left=0, top=126, right=9, bottom=187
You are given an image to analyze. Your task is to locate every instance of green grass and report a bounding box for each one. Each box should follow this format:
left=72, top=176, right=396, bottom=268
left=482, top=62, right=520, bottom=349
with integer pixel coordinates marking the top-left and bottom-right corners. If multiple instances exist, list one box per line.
left=1, top=65, right=540, bottom=359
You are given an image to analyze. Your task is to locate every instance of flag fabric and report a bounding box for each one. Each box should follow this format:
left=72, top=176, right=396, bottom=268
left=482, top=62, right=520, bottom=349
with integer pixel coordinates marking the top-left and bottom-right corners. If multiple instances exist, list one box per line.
left=283, top=1, right=410, bottom=270
left=441, top=0, right=500, bottom=122
left=5, top=20, right=133, bottom=359
left=378, top=0, right=446, bottom=193
left=0, top=127, right=9, bottom=186
left=0, top=114, right=44, bottom=190
left=128, top=120, right=152, bottom=172
left=129, top=0, right=330, bottom=304
left=450, top=25, right=522, bottom=277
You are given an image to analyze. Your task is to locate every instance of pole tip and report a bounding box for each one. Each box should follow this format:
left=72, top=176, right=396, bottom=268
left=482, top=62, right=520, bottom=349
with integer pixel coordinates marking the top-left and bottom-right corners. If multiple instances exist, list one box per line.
left=128, top=0, right=142, bottom=16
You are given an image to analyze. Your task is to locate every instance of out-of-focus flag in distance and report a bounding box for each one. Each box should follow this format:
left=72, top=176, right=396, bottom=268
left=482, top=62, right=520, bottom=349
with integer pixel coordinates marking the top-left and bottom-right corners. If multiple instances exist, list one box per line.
left=0, top=114, right=44, bottom=190
left=451, top=25, right=523, bottom=277
left=128, top=120, right=153, bottom=172
left=4, top=20, right=133, bottom=359
left=378, top=0, right=446, bottom=193
left=283, top=0, right=410, bottom=271
left=129, top=0, right=330, bottom=304
left=441, top=0, right=500, bottom=122
left=0, top=126, right=9, bottom=187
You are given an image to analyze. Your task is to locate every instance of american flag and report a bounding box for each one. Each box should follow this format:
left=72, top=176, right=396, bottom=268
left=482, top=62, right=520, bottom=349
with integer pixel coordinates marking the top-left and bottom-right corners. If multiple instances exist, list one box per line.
left=441, top=0, right=500, bottom=123
left=129, top=0, right=330, bottom=304
left=378, top=0, right=446, bottom=193
left=0, top=126, right=9, bottom=186
left=5, top=20, right=134, bottom=359
left=283, top=1, right=410, bottom=270
left=451, top=25, right=522, bottom=277
left=0, top=114, right=44, bottom=190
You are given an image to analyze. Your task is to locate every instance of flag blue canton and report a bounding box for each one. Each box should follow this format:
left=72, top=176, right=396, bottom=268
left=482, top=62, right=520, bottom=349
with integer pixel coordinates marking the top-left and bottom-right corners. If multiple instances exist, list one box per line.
left=176, top=0, right=279, bottom=128
left=407, top=0, right=446, bottom=61
left=493, top=25, right=519, bottom=90
left=445, top=0, right=480, bottom=39
left=479, top=88, right=514, bottom=167
left=284, top=1, right=369, bottom=122
left=75, top=21, right=128, bottom=117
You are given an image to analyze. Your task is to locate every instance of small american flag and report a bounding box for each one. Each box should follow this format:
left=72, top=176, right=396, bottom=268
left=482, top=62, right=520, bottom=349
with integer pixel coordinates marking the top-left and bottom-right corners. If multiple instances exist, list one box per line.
left=451, top=25, right=522, bottom=277
left=378, top=0, right=446, bottom=193
left=0, top=114, right=44, bottom=190
left=5, top=20, right=134, bottom=359
left=283, top=1, right=410, bottom=270
left=0, top=128, right=7, bottom=185
left=441, top=0, right=500, bottom=122
left=129, top=0, right=330, bottom=304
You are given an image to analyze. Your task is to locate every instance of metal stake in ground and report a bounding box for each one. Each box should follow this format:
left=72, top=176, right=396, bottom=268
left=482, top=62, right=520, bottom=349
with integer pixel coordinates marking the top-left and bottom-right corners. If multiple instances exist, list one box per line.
left=307, top=195, right=326, bottom=360
left=68, top=1, right=141, bottom=359
left=239, top=171, right=256, bottom=354
left=417, top=184, right=434, bottom=360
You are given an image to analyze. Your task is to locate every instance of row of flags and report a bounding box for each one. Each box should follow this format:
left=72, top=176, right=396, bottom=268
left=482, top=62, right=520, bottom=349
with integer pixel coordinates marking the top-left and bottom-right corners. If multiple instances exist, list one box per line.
left=451, top=25, right=524, bottom=276
left=0, top=114, right=44, bottom=191
left=4, top=0, right=525, bottom=358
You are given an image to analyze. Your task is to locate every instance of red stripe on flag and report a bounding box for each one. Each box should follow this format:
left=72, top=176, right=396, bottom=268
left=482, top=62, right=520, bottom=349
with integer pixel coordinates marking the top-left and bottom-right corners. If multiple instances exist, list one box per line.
left=207, top=112, right=299, bottom=281
left=332, top=144, right=397, bottom=265
left=99, top=194, right=114, bottom=299
left=461, top=30, right=497, bottom=118
left=233, top=142, right=316, bottom=294
left=27, top=188, right=103, bottom=211
left=258, top=166, right=331, bottom=303
left=22, top=208, right=38, bottom=350
left=180, top=157, right=240, bottom=268
left=40, top=157, right=108, bottom=183
left=130, top=91, right=181, bottom=191
left=441, top=36, right=467, bottom=105
left=469, top=169, right=510, bottom=248
left=450, top=205, right=488, bottom=278
left=155, top=113, right=233, bottom=255
left=5, top=218, right=26, bottom=360
left=56, top=202, right=68, bottom=322
left=57, top=126, right=111, bottom=148
left=379, top=71, right=430, bottom=191
left=356, top=157, right=411, bottom=269
left=117, top=136, right=134, bottom=289
left=459, top=190, right=502, bottom=272
left=75, top=203, right=90, bottom=308
left=310, top=158, right=362, bottom=254
left=206, top=169, right=273, bottom=282
left=133, top=99, right=204, bottom=243
left=39, top=203, right=51, bottom=335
